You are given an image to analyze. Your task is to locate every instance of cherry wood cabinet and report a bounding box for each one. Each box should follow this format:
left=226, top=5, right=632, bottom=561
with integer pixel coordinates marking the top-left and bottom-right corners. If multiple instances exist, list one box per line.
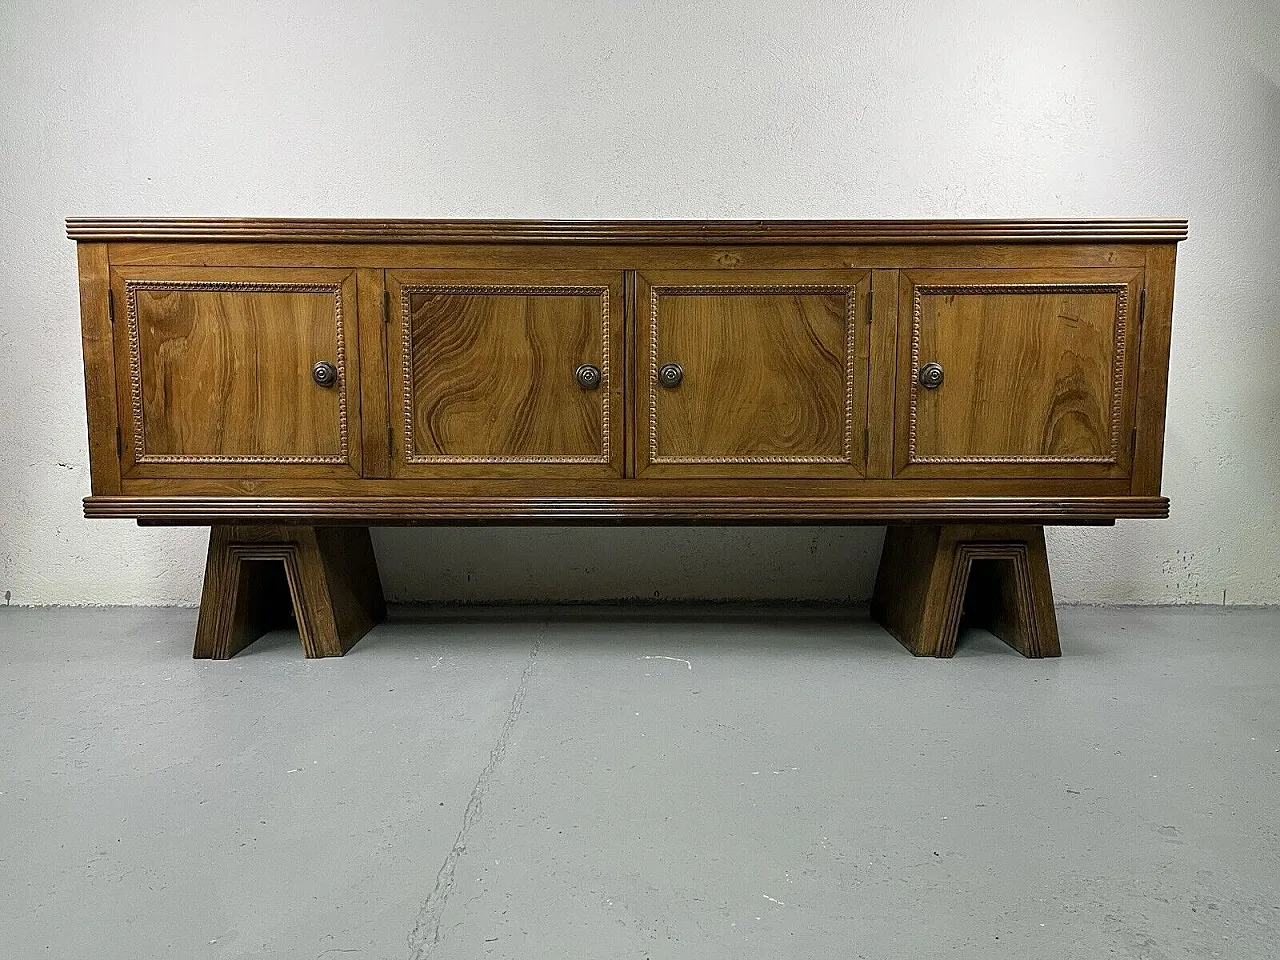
left=69, top=218, right=1186, bottom=659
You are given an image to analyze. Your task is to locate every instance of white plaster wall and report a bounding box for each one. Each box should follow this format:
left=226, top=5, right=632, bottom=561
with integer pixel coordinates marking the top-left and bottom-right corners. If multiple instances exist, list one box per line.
left=1, top=0, right=1277, bottom=606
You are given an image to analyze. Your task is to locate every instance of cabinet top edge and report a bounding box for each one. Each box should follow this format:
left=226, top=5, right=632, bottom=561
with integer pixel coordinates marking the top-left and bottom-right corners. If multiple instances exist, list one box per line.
left=65, top=218, right=1190, bottom=244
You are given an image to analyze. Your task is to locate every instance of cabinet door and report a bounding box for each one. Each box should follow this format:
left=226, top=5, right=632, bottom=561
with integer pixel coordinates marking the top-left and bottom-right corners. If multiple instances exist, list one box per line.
left=637, top=270, right=869, bottom=478
left=112, top=266, right=360, bottom=479
left=388, top=270, right=624, bottom=478
left=896, top=268, right=1143, bottom=479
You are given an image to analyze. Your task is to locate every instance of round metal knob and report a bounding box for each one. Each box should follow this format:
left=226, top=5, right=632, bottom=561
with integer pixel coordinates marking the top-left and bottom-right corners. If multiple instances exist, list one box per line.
left=657, top=362, right=684, bottom=388
left=575, top=363, right=601, bottom=390
left=312, top=361, right=339, bottom=388
left=918, top=362, right=944, bottom=389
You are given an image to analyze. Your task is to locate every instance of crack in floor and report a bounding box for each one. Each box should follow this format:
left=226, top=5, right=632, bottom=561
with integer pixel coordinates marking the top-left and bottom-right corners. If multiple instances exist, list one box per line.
left=406, top=631, right=542, bottom=959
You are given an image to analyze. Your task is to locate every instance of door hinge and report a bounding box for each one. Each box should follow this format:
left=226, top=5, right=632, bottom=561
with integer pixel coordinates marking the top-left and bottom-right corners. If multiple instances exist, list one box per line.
left=867, top=288, right=873, bottom=325
left=107, top=290, right=115, bottom=326
left=383, top=289, right=391, bottom=324
left=387, top=423, right=394, bottom=453
left=115, top=426, right=122, bottom=458
left=1138, top=288, right=1146, bottom=329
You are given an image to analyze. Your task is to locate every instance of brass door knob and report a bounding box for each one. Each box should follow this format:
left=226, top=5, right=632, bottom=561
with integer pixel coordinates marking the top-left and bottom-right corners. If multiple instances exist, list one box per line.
left=312, top=361, right=339, bottom=387
left=657, top=362, right=684, bottom=388
left=575, top=364, right=601, bottom=389
left=918, top=362, right=944, bottom=389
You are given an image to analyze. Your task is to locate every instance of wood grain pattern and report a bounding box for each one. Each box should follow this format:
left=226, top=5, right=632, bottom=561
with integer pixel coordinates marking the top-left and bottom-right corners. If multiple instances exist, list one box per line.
left=127, top=281, right=346, bottom=461
left=194, top=525, right=385, bottom=658
left=408, top=289, right=604, bottom=460
left=387, top=270, right=624, bottom=478
left=913, top=285, right=1124, bottom=461
left=112, top=266, right=360, bottom=477
left=871, top=524, right=1060, bottom=657
left=76, top=243, right=121, bottom=494
left=896, top=268, right=1142, bottom=479
left=637, top=270, right=868, bottom=477
left=66, top=218, right=1190, bottom=244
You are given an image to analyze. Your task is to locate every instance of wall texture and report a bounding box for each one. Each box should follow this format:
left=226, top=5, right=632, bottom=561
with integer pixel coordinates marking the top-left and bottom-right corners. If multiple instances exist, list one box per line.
left=1, top=0, right=1277, bottom=606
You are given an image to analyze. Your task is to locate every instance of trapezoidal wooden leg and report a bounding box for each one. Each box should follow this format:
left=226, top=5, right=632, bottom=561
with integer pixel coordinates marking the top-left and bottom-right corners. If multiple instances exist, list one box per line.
left=194, top=525, right=387, bottom=659
left=871, top=524, right=1061, bottom=658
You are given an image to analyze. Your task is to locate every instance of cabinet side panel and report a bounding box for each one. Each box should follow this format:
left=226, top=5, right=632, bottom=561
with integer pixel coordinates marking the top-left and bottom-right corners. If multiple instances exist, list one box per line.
left=76, top=243, right=121, bottom=494
left=1133, top=245, right=1178, bottom=495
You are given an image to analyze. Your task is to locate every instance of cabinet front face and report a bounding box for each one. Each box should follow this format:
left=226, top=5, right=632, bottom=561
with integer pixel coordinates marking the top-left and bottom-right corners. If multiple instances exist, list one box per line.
left=637, top=270, right=870, bottom=478
left=388, top=270, right=624, bottom=478
left=112, top=266, right=360, bottom=479
left=896, top=268, right=1143, bottom=479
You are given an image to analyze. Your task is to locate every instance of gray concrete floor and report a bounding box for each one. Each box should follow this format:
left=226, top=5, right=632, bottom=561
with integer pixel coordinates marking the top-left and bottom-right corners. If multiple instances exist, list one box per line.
left=1, top=605, right=1278, bottom=960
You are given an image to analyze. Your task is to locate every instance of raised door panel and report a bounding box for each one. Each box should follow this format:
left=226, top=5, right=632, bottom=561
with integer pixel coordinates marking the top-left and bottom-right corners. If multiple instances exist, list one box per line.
left=637, top=270, right=870, bottom=478
left=111, top=266, right=360, bottom=479
left=896, top=268, right=1142, bottom=479
left=388, top=270, right=624, bottom=478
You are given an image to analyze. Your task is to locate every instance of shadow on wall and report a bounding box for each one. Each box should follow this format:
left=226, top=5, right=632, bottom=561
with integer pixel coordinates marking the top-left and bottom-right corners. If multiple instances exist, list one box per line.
left=373, top=526, right=887, bottom=604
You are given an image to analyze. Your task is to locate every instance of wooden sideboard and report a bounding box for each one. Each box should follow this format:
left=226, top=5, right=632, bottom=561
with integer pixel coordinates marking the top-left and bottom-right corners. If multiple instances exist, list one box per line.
left=68, top=218, right=1185, bottom=658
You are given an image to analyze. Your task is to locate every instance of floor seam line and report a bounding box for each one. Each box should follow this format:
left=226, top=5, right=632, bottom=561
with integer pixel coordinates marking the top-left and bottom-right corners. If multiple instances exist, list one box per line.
left=406, top=628, right=543, bottom=959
